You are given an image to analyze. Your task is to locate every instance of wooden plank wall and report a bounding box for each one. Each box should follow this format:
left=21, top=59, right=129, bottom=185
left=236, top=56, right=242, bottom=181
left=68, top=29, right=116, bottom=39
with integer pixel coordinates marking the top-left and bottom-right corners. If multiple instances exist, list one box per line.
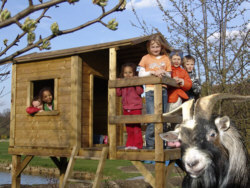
left=14, top=57, right=73, bottom=148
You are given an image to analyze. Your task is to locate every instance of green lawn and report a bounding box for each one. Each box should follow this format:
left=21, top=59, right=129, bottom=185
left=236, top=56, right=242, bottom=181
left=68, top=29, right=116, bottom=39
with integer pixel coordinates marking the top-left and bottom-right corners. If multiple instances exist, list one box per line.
left=0, top=141, right=140, bottom=180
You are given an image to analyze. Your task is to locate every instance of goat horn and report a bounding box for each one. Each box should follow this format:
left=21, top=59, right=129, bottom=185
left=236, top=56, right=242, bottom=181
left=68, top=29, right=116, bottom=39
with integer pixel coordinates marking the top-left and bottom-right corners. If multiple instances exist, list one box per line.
left=194, top=93, right=250, bottom=120
left=163, top=99, right=194, bottom=121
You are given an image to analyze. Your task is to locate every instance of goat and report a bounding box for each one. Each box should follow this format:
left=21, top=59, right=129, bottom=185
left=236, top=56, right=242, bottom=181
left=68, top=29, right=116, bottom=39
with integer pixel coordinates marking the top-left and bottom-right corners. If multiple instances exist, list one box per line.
left=160, top=94, right=250, bottom=188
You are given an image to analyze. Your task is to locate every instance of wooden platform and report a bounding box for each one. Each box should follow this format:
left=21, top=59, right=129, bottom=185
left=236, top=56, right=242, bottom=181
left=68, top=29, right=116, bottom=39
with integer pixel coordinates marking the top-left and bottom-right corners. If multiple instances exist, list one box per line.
left=9, top=146, right=181, bottom=162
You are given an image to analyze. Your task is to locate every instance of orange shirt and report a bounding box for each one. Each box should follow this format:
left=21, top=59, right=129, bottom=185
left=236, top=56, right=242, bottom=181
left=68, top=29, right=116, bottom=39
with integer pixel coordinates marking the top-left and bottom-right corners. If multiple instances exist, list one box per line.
left=139, top=54, right=171, bottom=90
left=168, top=66, right=192, bottom=103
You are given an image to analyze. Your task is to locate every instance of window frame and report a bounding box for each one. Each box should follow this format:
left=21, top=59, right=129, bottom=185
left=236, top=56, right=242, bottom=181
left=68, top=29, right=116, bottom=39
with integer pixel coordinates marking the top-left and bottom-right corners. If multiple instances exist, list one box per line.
left=27, top=77, right=59, bottom=116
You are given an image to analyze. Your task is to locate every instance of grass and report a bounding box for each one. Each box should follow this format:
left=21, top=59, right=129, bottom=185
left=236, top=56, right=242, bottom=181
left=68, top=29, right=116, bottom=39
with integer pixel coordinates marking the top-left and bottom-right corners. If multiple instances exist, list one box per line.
left=0, top=141, right=141, bottom=180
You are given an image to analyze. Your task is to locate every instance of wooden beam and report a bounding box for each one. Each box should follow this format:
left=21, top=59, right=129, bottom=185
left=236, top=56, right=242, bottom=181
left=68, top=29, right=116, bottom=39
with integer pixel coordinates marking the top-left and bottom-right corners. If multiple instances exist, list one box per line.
left=154, top=84, right=164, bottom=162
left=11, top=155, right=21, bottom=188
left=108, top=76, right=179, bottom=88
left=155, top=162, right=165, bottom=188
left=165, top=161, right=175, bottom=188
left=71, top=56, right=82, bottom=148
left=109, top=114, right=162, bottom=124
left=154, top=84, right=165, bottom=188
left=92, top=147, right=109, bottom=188
left=8, top=147, right=72, bottom=157
left=10, top=64, right=17, bottom=146
left=89, top=74, right=94, bottom=147
left=107, top=114, right=182, bottom=124
left=53, top=78, right=59, bottom=110
left=131, top=161, right=155, bottom=188
left=108, top=47, right=117, bottom=159
left=16, top=155, right=34, bottom=176
left=164, top=148, right=181, bottom=161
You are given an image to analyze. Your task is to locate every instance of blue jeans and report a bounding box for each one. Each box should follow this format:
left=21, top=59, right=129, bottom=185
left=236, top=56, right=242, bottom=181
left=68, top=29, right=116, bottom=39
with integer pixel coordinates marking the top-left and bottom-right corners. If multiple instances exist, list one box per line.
left=145, top=88, right=168, bottom=148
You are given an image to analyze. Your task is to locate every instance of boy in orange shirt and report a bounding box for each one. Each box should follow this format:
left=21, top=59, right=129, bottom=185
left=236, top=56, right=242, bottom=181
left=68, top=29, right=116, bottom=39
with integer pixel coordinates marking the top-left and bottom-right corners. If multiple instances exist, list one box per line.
left=167, top=50, right=192, bottom=112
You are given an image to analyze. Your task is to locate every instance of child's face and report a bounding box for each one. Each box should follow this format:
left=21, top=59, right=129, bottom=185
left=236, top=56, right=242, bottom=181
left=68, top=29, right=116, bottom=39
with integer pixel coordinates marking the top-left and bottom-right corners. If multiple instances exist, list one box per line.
left=32, top=100, right=43, bottom=110
left=123, top=66, right=134, bottom=78
left=149, top=41, right=161, bottom=56
left=171, top=55, right=182, bottom=68
left=185, top=60, right=195, bottom=72
left=42, top=90, right=53, bottom=105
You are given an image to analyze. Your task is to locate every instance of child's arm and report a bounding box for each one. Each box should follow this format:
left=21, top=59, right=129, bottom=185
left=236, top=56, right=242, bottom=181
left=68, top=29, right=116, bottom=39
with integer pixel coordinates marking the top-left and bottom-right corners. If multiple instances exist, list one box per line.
left=116, top=88, right=122, bottom=96
left=135, top=86, right=144, bottom=95
left=179, top=71, right=192, bottom=91
left=138, top=66, right=152, bottom=77
left=26, top=106, right=40, bottom=115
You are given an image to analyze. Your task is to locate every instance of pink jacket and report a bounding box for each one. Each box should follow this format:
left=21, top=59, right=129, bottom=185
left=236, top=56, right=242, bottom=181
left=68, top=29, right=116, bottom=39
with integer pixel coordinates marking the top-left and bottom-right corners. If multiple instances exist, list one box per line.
left=116, top=86, right=144, bottom=110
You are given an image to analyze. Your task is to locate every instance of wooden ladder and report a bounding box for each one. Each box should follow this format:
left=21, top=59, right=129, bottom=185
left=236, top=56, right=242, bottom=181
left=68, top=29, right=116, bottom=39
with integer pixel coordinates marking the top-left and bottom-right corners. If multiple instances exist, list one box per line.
left=60, top=146, right=109, bottom=188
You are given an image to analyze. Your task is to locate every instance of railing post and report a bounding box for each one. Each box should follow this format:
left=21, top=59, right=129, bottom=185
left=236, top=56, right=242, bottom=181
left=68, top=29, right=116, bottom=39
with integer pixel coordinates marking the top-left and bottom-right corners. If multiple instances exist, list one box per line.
left=108, top=47, right=117, bottom=159
left=154, top=83, right=165, bottom=188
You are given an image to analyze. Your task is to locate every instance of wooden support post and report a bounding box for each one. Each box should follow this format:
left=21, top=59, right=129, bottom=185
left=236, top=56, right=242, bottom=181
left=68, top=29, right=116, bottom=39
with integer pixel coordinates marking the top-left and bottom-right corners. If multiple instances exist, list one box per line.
left=165, top=161, right=175, bottom=188
left=92, top=147, right=109, bottom=188
left=131, top=161, right=156, bottom=188
left=11, top=155, right=33, bottom=188
left=108, top=47, right=117, bottom=159
left=11, top=155, right=21, bottom=188
left=155, top=162, right=165, bottom=188
left=51, top=157, right=68, bottom=187
left=154, top=84, right=165, bottom=188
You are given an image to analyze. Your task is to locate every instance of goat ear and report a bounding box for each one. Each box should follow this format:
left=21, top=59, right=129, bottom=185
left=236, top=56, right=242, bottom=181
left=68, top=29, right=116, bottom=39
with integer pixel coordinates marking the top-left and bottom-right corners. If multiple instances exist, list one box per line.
left=159, top=131, right=179, bottom=142
left=215, top=116, right=230, bottom=131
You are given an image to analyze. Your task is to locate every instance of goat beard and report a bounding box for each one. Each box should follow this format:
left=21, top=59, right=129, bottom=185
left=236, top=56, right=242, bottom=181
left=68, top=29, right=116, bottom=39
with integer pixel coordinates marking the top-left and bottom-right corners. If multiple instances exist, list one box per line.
left=182, top=161, right=221, bottom=188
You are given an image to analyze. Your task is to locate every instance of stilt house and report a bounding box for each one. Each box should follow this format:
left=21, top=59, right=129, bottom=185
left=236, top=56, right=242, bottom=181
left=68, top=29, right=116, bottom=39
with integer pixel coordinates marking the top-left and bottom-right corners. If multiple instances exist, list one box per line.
left=9, top=33, right=183, bottom=188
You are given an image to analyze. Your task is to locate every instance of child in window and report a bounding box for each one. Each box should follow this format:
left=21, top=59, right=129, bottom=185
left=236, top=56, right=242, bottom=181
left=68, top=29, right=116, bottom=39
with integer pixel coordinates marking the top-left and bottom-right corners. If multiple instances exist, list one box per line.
left=183, top=55, right=201, bottom=101
left=26, top=96, right=43, bottom=115
left=116, top=62, right=144, bottom=150
left=167, top=50, right=192, bottom=112
left=138, top=35, right=172, bottom=149
left=39, top=87, right=54, bottom=111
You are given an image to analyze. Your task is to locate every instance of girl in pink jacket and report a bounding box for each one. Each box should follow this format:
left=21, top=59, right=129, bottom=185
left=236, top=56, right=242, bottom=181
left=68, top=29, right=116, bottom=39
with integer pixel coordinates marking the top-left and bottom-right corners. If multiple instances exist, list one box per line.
left=116, top=63, right=144, bottom=150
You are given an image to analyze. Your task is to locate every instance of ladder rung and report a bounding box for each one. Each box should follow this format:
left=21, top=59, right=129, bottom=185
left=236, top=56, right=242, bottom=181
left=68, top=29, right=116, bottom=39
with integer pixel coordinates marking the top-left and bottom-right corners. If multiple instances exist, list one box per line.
left=74, top=156, right=100, bottom=160
left=68, top=178, right=92, bottom=184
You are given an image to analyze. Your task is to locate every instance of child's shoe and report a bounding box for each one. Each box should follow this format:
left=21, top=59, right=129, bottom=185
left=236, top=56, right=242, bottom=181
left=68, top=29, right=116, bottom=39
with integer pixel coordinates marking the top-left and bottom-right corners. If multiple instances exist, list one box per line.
left=125, top=146, right=132, bottom=150
left=131, top=146, right=138, bottom=150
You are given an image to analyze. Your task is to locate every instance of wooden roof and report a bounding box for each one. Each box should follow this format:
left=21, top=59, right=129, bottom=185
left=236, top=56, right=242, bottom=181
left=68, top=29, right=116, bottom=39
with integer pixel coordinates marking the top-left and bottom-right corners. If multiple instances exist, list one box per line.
left=14, top=33, right=172, bottom=63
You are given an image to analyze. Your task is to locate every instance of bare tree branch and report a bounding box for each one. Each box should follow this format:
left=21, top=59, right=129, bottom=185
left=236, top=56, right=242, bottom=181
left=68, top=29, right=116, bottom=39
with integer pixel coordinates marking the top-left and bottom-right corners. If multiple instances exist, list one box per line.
left=0, top=0, right=126, bottom=64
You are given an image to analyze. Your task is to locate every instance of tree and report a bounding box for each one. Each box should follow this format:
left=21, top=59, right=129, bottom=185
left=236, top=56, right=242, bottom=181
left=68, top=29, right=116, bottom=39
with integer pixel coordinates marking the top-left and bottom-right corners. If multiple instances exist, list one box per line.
left=131, top=0, right=249, bottom=95
left=0, top=0, right=126, bottom=65
left=0, top=108, right=10, bottom=138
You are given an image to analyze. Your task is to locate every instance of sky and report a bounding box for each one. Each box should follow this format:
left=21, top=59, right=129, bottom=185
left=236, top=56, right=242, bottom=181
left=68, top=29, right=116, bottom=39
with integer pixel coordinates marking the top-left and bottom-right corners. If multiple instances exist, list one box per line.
left=0, top=0, right=248, bottom=113
left=0, top=0, right=169, bottom=113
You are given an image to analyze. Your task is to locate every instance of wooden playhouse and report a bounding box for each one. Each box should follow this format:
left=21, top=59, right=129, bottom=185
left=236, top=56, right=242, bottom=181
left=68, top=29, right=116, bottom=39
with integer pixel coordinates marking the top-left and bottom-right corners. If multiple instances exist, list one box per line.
left=9, top=33, right=183, bottom=188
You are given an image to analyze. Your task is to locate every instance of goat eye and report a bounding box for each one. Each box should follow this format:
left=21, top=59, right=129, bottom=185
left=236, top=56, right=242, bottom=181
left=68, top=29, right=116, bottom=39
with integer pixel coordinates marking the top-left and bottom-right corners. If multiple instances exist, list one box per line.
left=206, top=130, right=217, bottom=141
left=210, top=133, right=216, bottom=137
